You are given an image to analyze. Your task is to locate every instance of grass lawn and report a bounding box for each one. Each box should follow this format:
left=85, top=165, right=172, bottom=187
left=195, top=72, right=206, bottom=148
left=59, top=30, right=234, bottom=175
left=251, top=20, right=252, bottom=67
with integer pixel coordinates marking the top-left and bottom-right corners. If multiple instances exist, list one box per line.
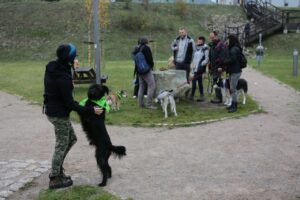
left=0, top=60, right=259, bottom=127
left=248, top=33, right=300, bottom=92
left=38, top=185, right=132, bottom=200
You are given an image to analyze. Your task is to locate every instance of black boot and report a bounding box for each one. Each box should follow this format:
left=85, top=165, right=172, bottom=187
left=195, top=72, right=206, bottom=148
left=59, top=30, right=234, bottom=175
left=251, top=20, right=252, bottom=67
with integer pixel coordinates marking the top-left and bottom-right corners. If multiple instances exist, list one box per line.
left=49, top=175, right=73, bottom=189
left=228, top=102, right=237, bottom=113
left=211, top=88, right=222, bottom=104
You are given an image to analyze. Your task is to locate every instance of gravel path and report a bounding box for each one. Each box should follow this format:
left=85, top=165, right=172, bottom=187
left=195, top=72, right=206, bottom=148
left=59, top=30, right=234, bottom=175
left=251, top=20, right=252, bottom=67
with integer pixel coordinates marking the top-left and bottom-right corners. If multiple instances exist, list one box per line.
left=1, top=67, right=300, bottom=200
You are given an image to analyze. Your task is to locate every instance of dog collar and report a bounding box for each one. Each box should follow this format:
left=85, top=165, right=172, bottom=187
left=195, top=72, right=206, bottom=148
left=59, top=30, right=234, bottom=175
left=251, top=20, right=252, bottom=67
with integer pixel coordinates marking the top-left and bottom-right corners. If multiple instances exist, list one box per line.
left=79, top=97, right=110, bottom=112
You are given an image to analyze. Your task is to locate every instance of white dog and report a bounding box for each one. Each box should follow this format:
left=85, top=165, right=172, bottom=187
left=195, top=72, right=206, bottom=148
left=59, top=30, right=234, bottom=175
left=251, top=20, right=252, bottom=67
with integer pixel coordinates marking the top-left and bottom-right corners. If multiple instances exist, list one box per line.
left=221, top=78, right=248, bottom=106
left=156, top=90, right=178, bottom=118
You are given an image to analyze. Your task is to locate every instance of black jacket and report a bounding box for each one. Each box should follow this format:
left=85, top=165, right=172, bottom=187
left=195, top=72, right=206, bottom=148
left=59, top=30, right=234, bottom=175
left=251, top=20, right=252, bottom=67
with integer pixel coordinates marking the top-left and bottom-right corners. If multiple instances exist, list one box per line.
left=209, top=39, right=229, bottom=75
left=225, top=45, right=242, bottom=74
left=43, top=60, right=94, bottom=117
left=132, top=44, right=154, bottom=75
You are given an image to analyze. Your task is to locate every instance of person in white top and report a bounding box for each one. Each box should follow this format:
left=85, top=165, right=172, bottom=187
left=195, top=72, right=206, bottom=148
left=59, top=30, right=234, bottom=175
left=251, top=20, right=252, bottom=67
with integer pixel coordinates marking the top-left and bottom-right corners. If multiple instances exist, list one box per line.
left=189, top=36, right=209, bottom=102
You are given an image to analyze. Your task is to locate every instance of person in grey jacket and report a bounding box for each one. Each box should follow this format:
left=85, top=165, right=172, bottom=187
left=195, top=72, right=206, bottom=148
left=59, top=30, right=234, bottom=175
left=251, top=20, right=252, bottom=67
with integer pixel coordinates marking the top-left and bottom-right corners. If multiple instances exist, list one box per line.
left=189, top=36, right=209, bottom=101
left=171, top=28, right=195, bottom=83
left=225, top=34, right=243, bottom=113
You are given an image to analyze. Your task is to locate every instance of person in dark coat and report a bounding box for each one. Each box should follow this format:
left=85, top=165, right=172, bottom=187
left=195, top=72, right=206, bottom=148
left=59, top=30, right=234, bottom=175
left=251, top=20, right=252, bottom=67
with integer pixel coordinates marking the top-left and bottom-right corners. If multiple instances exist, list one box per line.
left=208, top=31, right=229, bottom=104
left=225, top=35, right=243, bottom=113
left=43, top=43, right=103, bottom=189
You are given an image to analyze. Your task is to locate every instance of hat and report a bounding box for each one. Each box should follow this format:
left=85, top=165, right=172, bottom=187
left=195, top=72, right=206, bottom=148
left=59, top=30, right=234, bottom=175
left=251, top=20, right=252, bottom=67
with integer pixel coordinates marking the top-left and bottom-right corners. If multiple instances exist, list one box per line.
left=56, top=43, right=77, bottom=63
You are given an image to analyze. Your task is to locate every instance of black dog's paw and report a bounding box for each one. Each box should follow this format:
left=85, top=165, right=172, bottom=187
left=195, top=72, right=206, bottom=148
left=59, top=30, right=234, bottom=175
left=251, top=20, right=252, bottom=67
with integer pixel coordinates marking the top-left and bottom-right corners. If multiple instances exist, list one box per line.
left=98, top=182, right=106, bottom=187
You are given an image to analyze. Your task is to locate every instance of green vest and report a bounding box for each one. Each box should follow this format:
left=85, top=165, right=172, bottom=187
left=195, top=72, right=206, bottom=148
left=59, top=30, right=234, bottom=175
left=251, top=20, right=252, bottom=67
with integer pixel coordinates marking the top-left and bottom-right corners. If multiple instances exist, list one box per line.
left=79, top=97, right=110, bottom=112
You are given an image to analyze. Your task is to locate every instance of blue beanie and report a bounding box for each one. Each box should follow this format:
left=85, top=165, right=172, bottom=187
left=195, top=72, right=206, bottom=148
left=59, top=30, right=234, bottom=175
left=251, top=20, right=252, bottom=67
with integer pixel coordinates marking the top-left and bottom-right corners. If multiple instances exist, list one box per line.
left=68, top=43, right=77, bottom=63
left=56, top=43, right=77, bottom=63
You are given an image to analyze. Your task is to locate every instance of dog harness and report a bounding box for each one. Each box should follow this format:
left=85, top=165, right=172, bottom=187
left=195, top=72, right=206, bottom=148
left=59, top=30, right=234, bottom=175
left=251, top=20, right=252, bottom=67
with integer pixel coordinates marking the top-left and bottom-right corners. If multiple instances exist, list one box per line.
left=79, top=97, right=111, bottom=112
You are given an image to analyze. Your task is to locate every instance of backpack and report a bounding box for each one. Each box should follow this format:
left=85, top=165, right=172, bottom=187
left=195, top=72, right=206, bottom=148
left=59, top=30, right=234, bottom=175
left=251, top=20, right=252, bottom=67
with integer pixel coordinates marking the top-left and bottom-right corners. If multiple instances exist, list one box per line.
left=240, top=51, right=247, bottom=69
left=134, top=46, right=151, bottom=74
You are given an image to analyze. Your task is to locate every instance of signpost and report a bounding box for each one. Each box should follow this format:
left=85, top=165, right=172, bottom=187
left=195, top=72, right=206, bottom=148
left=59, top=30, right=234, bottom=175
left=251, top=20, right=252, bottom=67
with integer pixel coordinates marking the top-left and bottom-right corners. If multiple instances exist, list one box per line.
left=93, top=0, right=101, bottom=84
left=256, top=33, right=264, bottom=67
left=293, top=48, right=298, bottom=77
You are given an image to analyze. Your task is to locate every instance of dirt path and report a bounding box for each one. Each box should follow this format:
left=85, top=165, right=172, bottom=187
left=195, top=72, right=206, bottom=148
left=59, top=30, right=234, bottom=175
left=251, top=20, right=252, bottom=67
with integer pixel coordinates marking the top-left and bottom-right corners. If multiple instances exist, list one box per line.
left=2, top=67, right=300, bottom=200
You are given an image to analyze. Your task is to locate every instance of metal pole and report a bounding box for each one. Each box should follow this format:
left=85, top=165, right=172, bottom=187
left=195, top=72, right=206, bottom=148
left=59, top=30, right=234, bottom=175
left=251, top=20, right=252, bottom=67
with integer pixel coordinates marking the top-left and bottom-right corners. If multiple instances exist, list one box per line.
left=293, top=48, right=298, bottom=77
left=93, top=0, right=101, bottom=84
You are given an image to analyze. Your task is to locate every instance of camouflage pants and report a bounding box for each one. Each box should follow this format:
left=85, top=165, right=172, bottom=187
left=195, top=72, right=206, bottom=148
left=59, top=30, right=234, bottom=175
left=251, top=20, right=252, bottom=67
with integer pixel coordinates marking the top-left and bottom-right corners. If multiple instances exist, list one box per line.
left=47, top=116, right=77, bottom=177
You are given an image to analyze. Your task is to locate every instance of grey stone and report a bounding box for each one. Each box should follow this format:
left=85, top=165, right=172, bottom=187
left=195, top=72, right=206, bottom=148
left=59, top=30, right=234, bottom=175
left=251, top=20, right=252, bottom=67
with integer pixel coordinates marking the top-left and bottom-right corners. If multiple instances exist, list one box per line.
left=2, top=171, right=22, bottom=179
left=25, top=164, right=37, bottom=171
left=0, top=161, right=8, bottom=165
left=9, top=182, right=25, bottom=192
left=153, top=70, right=191, bottom=98
left=35, top=167, right=49, bottom=173
left=0, top=190, right=13, bottom=198
left=0, top=179, right=14, bottom=187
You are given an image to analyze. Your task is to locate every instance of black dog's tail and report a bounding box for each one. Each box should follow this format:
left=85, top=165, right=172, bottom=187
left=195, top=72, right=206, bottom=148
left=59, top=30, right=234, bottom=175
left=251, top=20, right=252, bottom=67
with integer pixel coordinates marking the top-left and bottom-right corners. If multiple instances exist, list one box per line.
left=111, top=145, right=126, bottom=159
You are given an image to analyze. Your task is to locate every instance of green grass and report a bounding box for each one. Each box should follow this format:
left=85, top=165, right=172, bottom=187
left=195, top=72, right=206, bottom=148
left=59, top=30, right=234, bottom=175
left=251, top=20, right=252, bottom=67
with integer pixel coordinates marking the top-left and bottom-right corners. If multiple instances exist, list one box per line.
left=0, top=1, right=245, bottom=61
left=0, top=60, right=259, bottom=127
left=38, top=185, right=132, bottom=200
left=248, top=33, right=300, bottom=91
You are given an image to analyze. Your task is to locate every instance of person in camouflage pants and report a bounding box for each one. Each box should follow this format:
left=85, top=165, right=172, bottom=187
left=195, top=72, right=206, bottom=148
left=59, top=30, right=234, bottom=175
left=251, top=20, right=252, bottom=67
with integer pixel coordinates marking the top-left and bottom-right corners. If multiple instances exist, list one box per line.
left=43, top=44, right=103, bottom=189
left=47, top=117, right=77, bottom=177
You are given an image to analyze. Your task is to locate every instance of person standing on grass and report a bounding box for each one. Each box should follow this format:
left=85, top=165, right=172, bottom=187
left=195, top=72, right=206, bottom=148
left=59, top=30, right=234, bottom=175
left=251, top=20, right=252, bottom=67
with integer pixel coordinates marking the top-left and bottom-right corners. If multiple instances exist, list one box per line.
left=189, top=36, right=209, bottom=102
left=170, top=27, right=195, bottom=84
left=132, top=36, right=157, bottom=109
left=43, top=43, right=103, bottom=189
left=208, top=31, right=229, bottom=104
left=225, top=35, right=243, bottom=113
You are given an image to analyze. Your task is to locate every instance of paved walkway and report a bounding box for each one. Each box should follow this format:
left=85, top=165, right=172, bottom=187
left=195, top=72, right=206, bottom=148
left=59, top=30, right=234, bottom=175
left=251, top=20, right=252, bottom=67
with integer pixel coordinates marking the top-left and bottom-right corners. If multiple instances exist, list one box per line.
left=1, top=67, right=300, bottom=200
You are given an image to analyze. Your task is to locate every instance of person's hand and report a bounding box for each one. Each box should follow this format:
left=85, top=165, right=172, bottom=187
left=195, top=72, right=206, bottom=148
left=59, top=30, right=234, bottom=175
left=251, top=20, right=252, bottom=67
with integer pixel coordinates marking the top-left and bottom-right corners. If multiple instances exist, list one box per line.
left=94, top=107, right=103, bottom=115
left=217, top=68, right=223, bottom=72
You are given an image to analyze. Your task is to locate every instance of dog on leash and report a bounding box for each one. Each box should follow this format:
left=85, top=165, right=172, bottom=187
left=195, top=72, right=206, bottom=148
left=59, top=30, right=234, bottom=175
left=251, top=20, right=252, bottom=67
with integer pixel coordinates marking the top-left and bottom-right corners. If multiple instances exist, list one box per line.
left=77, top=84, right=126, bottom=187
left=222, top=78, right=248, bottom=106
left=106, top=90, right=127, bottom=111
left=157, top=90, right=178, bottom=118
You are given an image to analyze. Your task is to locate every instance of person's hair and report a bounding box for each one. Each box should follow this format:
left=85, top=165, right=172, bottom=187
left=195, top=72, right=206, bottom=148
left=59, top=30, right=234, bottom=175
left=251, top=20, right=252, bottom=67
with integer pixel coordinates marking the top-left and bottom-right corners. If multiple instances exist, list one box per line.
left=198, top=36, right=206, bottom=42
left=212, top=31, right=218, bottom=36
left=139, top=36, right=148, bottom=45
left=228, top=34, right=241, bottom=49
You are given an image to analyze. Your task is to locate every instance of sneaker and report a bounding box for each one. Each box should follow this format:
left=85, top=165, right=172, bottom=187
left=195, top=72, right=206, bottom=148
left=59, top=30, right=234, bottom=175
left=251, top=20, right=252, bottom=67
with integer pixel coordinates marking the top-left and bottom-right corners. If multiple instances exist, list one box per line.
left=132, top=95, right=137, bottom=99
left=49, top=176, right=73, bottom=189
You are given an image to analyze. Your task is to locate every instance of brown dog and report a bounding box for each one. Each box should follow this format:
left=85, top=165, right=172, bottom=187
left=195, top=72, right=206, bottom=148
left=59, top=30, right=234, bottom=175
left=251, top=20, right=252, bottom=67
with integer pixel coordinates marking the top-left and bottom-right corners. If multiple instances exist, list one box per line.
left=106, top=90, right=127, bottom=111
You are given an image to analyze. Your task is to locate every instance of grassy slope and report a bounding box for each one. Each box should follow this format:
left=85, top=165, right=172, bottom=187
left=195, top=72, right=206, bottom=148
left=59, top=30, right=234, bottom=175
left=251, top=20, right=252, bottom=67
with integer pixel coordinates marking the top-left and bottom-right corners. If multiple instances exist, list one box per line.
left=249, top=33, right=300, bottom=91
left=0, top=0, right=245, bottom=61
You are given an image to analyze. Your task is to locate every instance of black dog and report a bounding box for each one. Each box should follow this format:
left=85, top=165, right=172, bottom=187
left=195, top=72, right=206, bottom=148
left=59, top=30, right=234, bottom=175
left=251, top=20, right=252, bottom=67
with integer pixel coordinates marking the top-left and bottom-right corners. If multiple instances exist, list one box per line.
left=77, top=84, right=126, bottom=187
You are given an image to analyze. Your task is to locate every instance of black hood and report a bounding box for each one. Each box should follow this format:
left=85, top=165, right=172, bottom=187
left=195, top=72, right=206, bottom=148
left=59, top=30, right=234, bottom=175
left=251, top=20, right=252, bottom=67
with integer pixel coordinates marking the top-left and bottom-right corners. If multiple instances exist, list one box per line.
left=45, top=60, right=72, bottom=77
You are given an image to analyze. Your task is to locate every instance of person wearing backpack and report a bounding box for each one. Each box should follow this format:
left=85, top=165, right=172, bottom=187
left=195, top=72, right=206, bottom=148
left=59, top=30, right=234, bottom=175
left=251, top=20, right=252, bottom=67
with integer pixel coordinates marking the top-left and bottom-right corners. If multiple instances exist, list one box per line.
left=189, top=36, right=209, bottom=102
left=225, top=34, right=243, bottom=113
left=133, top=36, right=157, bottom=109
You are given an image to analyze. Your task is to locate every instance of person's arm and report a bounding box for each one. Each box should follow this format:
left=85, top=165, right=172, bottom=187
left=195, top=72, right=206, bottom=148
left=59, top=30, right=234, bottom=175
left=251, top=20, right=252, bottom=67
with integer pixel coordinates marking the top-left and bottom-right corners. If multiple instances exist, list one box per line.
left=186, top=42, right=194, bottom=64
left=58, top=78, right=101, bottom=115
left=170, top=39, right=178, bottom=51
left=143, top=45, right=154, bottom=69
left=201, top=48, right=210, bottom=67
